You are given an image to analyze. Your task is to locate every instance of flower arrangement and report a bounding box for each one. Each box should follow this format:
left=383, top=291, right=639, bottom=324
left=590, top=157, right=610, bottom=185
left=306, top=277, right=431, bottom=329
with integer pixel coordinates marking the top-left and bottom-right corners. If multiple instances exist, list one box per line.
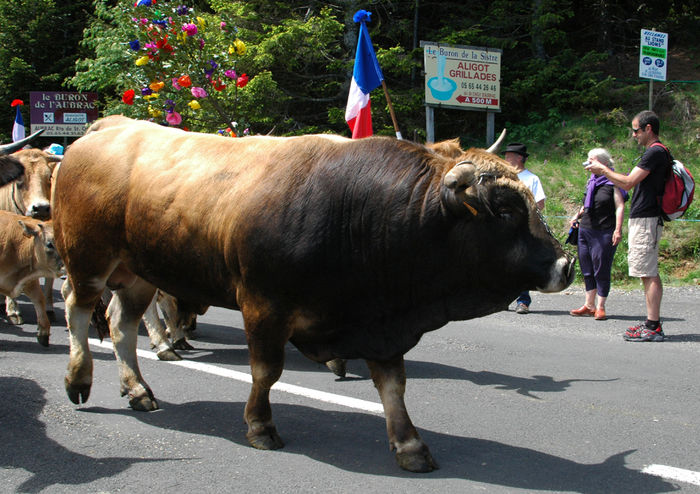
left=121, top=0, right=250, bottom=135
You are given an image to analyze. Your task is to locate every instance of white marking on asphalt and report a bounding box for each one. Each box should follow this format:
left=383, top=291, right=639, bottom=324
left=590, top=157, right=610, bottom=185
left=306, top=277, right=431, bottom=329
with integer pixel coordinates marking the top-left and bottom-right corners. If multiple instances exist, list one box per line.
left=88, top=338, right=384, bottom=414
left=643, top=464, right=700, bottom=486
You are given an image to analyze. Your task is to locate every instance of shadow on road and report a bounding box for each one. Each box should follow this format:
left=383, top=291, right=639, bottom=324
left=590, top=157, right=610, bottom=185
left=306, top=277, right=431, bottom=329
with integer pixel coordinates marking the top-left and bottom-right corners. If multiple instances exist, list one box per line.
left=78, top=399, right=677, bottom=493
left=0, top=377, right=175, bottom=493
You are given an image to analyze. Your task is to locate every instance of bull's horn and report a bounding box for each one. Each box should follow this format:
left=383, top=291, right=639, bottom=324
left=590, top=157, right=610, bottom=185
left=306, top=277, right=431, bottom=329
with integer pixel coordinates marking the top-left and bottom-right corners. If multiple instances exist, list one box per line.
left=485, top=128, right=506, bottom=154
left=0, top=129, right=45, bottom=155
left=443, top=161, right=477, bottom=191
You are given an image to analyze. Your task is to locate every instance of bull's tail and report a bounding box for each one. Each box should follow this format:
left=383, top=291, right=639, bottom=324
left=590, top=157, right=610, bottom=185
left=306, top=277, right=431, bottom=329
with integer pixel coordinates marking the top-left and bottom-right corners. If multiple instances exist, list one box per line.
left=91, top=298, right=110, bottom=341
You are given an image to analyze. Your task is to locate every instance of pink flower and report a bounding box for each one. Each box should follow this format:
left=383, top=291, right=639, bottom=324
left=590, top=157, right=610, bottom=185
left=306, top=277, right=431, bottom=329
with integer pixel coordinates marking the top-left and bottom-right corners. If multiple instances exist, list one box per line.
left=166, top=111, right=182, bottom=125
left=224, top=69, right=237, bottom=79
left=172, top=78, right=182, bottom=90
left=191, top=86, right=208, bottom=98
left=182, top=23, right=198, bottom=36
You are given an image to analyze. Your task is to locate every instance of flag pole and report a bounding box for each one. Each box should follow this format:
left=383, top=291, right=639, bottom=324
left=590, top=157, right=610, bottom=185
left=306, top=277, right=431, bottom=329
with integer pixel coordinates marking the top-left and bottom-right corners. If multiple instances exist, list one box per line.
left=381, top=80, right=402, bottom=139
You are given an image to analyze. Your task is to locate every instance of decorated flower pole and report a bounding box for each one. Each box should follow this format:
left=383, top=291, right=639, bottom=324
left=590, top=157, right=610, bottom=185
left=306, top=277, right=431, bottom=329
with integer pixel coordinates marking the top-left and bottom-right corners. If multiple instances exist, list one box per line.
left=121, top=0, right=250, bottom=136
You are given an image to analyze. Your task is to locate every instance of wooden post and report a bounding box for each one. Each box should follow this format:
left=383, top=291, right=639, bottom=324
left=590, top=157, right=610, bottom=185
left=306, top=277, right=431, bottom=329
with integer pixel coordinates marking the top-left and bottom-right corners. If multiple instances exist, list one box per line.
left=381, top=80, right=403, bottom=139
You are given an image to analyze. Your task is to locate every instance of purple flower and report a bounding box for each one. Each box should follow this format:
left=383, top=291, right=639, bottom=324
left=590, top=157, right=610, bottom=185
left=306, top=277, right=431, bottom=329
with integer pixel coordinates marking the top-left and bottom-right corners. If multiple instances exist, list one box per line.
left=224, top=69, right=237, bottom=79
left=176, top=5, right=189, bottom=15
left=141, top=87, right=153, bottom=96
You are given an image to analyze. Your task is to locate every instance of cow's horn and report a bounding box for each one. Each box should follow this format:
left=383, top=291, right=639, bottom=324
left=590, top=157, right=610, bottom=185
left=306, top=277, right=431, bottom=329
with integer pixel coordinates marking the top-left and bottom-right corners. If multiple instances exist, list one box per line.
left=485, top=128, right=506, bottom=154
left=0, top=129, right=45, bottom=155
left=444, top=161, right=477, bottom=191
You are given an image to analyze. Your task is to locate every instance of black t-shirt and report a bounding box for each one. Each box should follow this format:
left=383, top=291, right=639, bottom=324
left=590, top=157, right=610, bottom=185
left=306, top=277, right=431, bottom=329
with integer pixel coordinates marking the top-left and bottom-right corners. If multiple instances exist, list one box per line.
left=580, top=185, right=616, bottom=231
left=630, top=143, right=670, bottom=218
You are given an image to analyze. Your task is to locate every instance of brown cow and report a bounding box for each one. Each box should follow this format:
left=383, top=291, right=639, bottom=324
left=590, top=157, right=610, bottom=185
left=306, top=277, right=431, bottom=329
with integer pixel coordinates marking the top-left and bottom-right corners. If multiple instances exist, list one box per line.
left=0, top=141, right=61, bottom=325
left=0, top=211, right=63, bottom=345
left=52, top=116, right=574, bottom=472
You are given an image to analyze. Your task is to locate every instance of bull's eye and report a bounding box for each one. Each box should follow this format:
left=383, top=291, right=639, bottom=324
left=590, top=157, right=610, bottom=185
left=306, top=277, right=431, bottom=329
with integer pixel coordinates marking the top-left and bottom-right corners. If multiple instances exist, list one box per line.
left=498, top=208, right=513, bottom=221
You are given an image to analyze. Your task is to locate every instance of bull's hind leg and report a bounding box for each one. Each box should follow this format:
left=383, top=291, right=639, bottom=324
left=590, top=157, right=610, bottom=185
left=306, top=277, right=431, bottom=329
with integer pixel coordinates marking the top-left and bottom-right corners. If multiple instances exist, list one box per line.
left=107, top=278, right=159, bottom=411
left=62, top=279, right=100, bottom=405
left=141, top=293, right=181, bottom=361
left=367, top=356, right=438, bottom=472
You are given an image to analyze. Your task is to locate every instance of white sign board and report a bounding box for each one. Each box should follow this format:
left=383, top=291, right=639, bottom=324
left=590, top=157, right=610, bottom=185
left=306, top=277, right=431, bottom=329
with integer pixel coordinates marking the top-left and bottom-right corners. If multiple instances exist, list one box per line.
left=422, top=41, right=501, bottom=111
left=639, top=29, right=668, bottom=81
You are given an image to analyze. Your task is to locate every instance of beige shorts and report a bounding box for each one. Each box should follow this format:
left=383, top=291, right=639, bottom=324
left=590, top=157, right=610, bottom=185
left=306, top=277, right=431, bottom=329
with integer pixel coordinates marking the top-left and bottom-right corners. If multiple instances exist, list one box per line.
left=628, top=217, right=663, bottom=277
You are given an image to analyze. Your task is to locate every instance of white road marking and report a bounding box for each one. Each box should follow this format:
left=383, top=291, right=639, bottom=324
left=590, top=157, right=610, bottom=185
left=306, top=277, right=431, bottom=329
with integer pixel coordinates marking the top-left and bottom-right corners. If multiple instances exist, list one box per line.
left=642, top=464, right=700, bottom=486
left=88, top=338, right=384, bottom=414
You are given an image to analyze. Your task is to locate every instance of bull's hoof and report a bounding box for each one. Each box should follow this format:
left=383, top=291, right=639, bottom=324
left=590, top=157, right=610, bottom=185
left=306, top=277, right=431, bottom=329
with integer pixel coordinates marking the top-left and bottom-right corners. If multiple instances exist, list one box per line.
left=129, top=394, right=159, bottom=411
left=65, top=378, right=91, bottom=405
left=37, top=333, right=49, bottom=347
left=156, top=348, right=182, bottom=361
left=8, top=314, right=23, bottom=325
left=396, top=449, right=439, bottom=473
left=47, top=310, right=56, bottom=323
left=325, top=358, right=347, bottom=378
left=247, top=426, right=284, bottom=450
left=172, top=338, right=194, bottom=350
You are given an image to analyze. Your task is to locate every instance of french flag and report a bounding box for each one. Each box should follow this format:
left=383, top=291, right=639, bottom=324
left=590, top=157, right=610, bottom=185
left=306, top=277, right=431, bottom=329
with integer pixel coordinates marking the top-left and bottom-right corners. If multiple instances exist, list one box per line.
left=11, top=100, right=25, bottom=143
left=345, top=10, right=383, bottom=139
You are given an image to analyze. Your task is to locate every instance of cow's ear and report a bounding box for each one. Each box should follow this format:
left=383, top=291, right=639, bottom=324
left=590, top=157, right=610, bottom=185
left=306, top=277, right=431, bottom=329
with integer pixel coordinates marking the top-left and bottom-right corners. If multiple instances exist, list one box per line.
left=441, top=161, right=479, bottom=217
left=18, top=220, right=39, bottom=238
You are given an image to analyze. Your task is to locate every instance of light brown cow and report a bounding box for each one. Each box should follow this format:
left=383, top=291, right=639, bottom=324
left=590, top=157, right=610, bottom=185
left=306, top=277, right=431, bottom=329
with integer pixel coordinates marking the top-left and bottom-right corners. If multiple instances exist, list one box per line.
left=0, top=144, right=61, bottom=324
left=53, top=116, right=574, bottom=472
left=0, top=211, right=63, bottom=345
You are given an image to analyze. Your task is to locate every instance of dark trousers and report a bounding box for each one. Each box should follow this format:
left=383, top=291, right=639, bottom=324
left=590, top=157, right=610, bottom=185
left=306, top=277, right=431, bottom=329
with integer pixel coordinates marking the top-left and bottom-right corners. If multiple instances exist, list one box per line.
left=577, top=228, right=618, bottom=298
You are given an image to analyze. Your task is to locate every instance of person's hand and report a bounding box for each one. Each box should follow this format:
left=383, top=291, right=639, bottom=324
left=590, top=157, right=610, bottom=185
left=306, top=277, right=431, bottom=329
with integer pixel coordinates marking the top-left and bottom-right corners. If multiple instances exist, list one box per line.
left=569, top=218, right=579, bottom=229
left=612, top=230, right=622, bottom=246
left=585, top=162, right=606, bottom=176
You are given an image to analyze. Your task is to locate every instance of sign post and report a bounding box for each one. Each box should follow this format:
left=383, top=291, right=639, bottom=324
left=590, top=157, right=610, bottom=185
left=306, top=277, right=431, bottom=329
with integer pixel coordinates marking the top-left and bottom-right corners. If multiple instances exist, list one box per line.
left=421, top=41, right=501, bottom=145
left=639, top=29, right=668, bottom=110
left=29, top=91, right=99, bottom=138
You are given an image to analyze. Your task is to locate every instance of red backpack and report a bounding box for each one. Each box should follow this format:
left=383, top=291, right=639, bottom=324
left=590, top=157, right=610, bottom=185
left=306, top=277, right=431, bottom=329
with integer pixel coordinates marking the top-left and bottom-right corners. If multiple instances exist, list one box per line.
left=651, top=142, right=695, bottom=221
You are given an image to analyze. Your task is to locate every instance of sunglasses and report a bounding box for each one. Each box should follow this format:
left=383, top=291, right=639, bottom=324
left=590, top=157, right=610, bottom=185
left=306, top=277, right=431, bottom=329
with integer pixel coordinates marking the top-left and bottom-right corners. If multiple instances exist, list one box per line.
left=631, top=126, right=644, bottom=134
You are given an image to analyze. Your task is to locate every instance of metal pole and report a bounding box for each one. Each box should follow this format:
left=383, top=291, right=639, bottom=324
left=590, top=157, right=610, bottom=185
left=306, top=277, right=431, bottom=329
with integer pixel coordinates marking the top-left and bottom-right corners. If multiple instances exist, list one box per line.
left=486, top=112, right=495, bottom=147
left=426, top=105, right=434, bottom=143
left=648, top=80, right=654, bottom=110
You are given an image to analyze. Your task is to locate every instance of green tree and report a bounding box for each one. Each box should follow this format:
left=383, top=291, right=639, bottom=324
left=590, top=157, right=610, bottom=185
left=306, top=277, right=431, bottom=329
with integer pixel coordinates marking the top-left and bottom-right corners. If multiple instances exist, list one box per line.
left=0, top=0, right=92, bottom=141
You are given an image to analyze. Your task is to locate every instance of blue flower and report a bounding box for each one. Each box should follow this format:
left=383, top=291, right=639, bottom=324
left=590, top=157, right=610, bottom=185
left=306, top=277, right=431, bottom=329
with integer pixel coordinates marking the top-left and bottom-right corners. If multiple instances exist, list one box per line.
left=129, top=40, right=141, bottom=51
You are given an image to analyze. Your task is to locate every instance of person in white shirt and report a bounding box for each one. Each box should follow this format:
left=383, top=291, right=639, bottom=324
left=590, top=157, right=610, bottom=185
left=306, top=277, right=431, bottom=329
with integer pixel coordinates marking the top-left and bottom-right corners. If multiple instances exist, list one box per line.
left=504, top=143, right=545, bottom=314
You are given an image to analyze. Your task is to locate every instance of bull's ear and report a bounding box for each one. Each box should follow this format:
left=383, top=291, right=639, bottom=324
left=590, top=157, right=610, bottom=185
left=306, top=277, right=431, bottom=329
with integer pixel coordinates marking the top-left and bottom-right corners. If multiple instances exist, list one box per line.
left=442, top=161, right=479, bottom=217
left=18, top=220, right=39, bottom=238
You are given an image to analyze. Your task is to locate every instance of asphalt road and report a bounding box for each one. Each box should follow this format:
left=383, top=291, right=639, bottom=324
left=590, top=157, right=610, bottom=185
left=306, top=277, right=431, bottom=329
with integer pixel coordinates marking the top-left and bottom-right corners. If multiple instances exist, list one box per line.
left=1, top=283, right=699, bottom=493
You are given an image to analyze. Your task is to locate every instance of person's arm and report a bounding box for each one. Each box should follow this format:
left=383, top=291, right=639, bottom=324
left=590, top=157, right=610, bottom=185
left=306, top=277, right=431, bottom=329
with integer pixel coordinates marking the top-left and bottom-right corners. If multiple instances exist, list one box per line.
left=585, top=163, right=648, bottom=191
left=612, top=187, right=625, bottom=246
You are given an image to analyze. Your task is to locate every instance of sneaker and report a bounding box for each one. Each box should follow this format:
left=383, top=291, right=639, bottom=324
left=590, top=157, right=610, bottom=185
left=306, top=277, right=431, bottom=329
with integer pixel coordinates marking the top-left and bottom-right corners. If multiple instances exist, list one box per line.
left=515, top=303, right=530, bottom=314
left=624, top=322, right=664, bottom=342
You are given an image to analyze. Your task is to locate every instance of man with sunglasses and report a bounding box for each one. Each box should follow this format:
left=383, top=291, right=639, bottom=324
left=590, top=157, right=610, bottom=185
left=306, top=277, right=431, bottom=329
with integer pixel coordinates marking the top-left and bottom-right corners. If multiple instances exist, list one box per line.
left=585, top=110, right=667, bottom=342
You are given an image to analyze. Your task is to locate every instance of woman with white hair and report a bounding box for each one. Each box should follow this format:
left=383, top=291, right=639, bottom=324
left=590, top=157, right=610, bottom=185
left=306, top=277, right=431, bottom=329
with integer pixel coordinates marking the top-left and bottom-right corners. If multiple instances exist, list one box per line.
left=568, top=148, right=627, bottom=320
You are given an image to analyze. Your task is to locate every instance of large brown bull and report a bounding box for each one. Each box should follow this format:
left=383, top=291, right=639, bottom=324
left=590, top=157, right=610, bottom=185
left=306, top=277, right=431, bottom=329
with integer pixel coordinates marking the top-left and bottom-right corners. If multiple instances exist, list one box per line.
left=52, top=116, right=575, bottom=472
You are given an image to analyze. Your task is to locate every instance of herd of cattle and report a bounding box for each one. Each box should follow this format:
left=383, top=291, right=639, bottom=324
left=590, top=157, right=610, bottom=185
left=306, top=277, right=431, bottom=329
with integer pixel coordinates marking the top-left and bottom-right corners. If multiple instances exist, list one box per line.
left=1, top=117, right=575, bottom=473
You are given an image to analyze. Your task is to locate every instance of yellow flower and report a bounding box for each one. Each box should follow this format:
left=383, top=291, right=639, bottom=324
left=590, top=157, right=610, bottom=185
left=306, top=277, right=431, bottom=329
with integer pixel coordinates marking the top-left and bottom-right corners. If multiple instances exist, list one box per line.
left=197, top=16, right=206, bottom=29
left=233, top=39, right=246, bottom=55
left=188, top=100, right=201, bottom=110
left=148, top=105, right=162, bottom=118
left=143, top=94, right=159, bottom=101
left=135, top=56, right=150, bottom=66
left=177, top=32, right=187, bottom=43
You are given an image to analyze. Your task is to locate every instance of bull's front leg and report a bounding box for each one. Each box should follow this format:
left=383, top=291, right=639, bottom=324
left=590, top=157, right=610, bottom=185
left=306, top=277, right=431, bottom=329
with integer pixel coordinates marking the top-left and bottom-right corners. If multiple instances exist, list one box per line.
left=243, top=316, right=286, bottom=450
left=107, top=280, right=159, bottom=411
left=23, top=278, right=51, bottom=346
left=42, top=277, right=55, bottom=322
left=367, top=356, right=439, bottom=472
left=62, top=280, right=96, bottom=405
